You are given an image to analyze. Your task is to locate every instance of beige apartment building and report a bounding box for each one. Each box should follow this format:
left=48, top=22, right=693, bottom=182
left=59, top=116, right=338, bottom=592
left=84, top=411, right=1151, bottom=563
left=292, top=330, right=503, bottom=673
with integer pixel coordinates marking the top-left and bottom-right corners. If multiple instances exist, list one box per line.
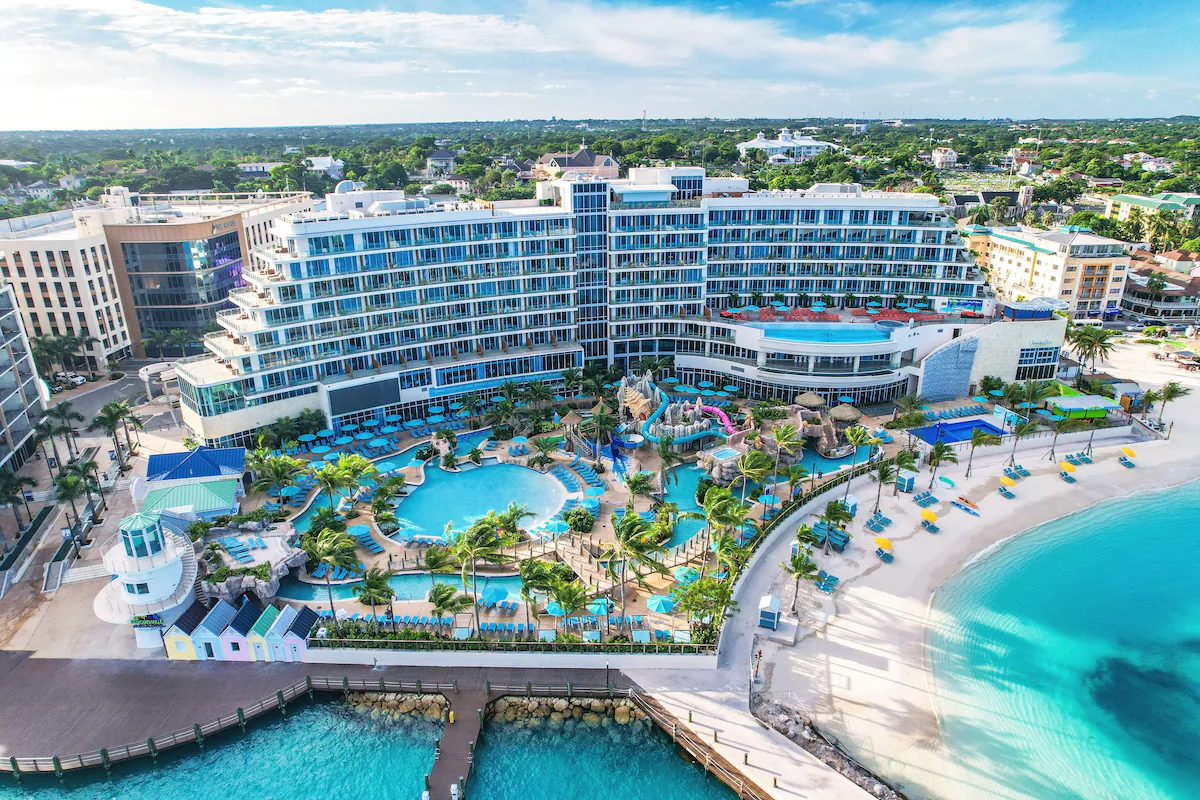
left=962, top=224, right=1128, bottom=317
left=0, top=187, right=312, bottom=369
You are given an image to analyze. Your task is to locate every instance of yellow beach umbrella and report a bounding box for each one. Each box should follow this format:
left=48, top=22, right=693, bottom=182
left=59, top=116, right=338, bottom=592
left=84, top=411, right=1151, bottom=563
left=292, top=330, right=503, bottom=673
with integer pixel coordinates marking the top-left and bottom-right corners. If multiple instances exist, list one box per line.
left=1121, top=447, right=1137, bottom=458
left=1060, top=461, right=1077, bottom=473
left=999, top=476, right=1016, bottom=487
left=921, top=509, right=938, bottom=523
left=874, top=537, right=893, bottom=550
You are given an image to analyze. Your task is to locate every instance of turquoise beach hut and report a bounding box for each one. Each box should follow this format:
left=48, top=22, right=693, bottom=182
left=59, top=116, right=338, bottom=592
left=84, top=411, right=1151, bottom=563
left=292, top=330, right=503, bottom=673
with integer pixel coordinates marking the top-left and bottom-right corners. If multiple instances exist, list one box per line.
left=191, top=599, right=237, bottom=660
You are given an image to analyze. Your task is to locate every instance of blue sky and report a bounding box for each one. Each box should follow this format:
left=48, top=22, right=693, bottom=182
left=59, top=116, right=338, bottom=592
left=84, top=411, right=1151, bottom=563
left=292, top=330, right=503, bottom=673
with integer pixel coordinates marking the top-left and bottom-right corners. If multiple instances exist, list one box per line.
left=2, top=0, right=1196, bottom=130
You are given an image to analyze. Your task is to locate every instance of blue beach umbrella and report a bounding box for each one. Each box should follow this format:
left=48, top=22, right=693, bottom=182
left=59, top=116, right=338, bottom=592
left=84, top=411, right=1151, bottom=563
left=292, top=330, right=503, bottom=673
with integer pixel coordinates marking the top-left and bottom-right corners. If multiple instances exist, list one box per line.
left=673, top=566, right=700, bottom=586
left=512, top=435, right=528, bottom=443
left=584, top=486, right=605, bottom=497
left=866, top=308, right=879, bottom=315
left=701, top=389, right=716, bottom=397
left=1018, top=401, right=1035, bottom=409
left=545, top=601, right=567, bottom=617
left=972, top=395, right=988, bottom=403
left=355, top=432, right=373, bottom=441
left=867, top=301, right=883, bottom=307
left=544, top=520, right=569, bottom=534
left=369, top=438, right=388, bottom=447
left=663, top=377, right=679, bottom=384
left=346, top=524, right=370, bottom=536
left=697, top=381, right=715, bottom=388
left=376, top=461, right=398, bottom=473
left=744, top=305, right=761, bottom=313
left=716, top=391, right=730, bottom=397
left=325, top=452, right=342, bottom=461
left=280, top=485, right=303, bottom=497
left=428, top=405, right=445, bottom=414
left=297, top=433, right=317, bottom=442
left=311, top=444, right=331, bottom=454
left=449, top=402, right=464, bottom=410
left=723, top=385, right=739, bottom=392
left=380, top=425, right=399, bottom=434
left=426, top=414, right=445, bottom=423
left=384, top=414, right=402, bottom=423
left=587, top=599, right=612, bottom=615
left=552, top=395, right=565, bottom=403
left=482, top=587, right=509, bottom=606
left=903, top=306, right=920, bottom=313
left=580, top=498, right=600, bottom=512
left=838, top=395, right=854, bottom=403
left=988, top=389, right=1005, bottom=397
left=757, top=494, right=782, bottom=506
left=456, top=410, right=470, bottom=418
left=335, top=436, right=353, bottom=445
left=317, top=429, right=335, bottom=438
left=361, top=419, right=380, bottom=427
left=341, top=423, right=359, bottom=432
left=647, top=595, right=676, bottom=614
left=490, top=396, right=504, bottom=403
left=678, top=386, right=699, bottom=394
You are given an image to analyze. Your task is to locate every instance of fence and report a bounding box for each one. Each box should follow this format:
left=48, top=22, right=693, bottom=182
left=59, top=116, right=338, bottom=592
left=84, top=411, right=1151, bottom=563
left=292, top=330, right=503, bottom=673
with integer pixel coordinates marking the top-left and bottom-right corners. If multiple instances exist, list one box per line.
left=0, top=675, right=457, bottom=778
left=484, top=683, right=771, bottom=800
left=307, top=636, right=714, bottom=656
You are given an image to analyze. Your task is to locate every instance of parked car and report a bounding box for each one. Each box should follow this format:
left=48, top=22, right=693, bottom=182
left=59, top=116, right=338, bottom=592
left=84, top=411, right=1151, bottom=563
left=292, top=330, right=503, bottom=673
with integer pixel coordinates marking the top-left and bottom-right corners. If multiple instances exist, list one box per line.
left=1125, top=323, right=1146, bottom=332
left=62, top=373, right=86, bottom=386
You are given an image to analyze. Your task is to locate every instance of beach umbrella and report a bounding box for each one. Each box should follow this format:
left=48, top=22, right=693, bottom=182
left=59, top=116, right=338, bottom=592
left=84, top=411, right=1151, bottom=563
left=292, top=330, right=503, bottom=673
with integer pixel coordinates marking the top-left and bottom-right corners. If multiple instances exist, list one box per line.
left=448, top=402, right=464, bottom=410
left=1122, top=447, right=1137, bottom=458
left=697, top=381, right=715, bottom=388
left=999, top=476, right=1016, bottom=487
left=580, top=498, right=600, bottom=512
left=490, top=396, right=504, bottom=403
left=481, top=587, right=509, bottom=606
left=867, top=301, right=883, bottom=307
left=744, top=305, right=761, bottom=312
left=384, top=414, right=402, bottom=423
left=335, top=436, right=353, bottom=445
left=280, top=485, right=303, bottom=497
left=757, top=494, right=782, bottom=506
left=426, top=414, right=445, bottom=423
left=406, top=418, right=425, bottom=428
left=921, top=509, right=938, bottom=523
left=988, top=389, right=1005, bottom=397
left=544, top=520, right=569, bottom=534
left=341, top=423, right=359, bottom=432
left=1050, top=414, right=1065, bottom=421
left=544, top=601, right=567, bottom=617
left=360, top=419, right=380, bottom=427
left=512, top=435, right=528, bottom=443
left=552, top=395, right=565, bottom=402
left=971, top=395, right=988, bottom=403
left=723, top=385, right=740, bottom=392
left=317, top=428, right=335, bottom=438
left=588, top=599, right=612, bottom=615
left=1060, top=461, right=1077, bottom=473
left=701, top=389, right=716, bottom=397
left=369, top=438, right=388, bottom=448
left=346, top=524, right=370, bottom=536
left=428, top=405, right=445, bottom=414
left=866, top=309, right=879, bottom=315
left=376, top=461, right=398, bottom=473
left=380, top=425, right=399, bottom=434
left=324, top=452, right=342, bottom=461
left=1036, top=409, right=1052, bottom=417
left=903, top=306, right=920, bottom=313
left=837, top=395, right=854, bottom=403
left=584, top=486, right=605, bottom=497
left=355, top=432, right=373, bottom=441
left=873, top=537, right=892, bottom=550
left=311, top=444, right=331, bottom=454
left=938, top=476, right=955, bottom=488
left=297, top=433, right=317, bottom=442
left=647, top=595, right=676, bottom=614
left=914, top=302, right=929, bottom=308
left=678, top=386, right=699, bottom=394
left=663, top=377, right=679, bottom=384
left=1017, top=401, right=1034, bottom=409
left=673, top=566, right=700, bottom=585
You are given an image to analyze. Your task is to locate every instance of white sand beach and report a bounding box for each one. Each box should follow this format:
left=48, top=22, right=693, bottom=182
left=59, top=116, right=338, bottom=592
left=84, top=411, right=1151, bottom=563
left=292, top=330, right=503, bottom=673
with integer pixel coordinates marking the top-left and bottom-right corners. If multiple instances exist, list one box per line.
left=751, top=340, right=1200, bottom=800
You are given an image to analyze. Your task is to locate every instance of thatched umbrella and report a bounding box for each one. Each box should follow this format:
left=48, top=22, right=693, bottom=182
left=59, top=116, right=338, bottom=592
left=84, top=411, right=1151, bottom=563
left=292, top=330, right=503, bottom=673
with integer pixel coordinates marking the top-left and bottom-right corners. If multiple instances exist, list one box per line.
left=795, top=392, right=826, bottom=409
left=829, top=403, right=863, bottom=426
left=561, top=410, right=583, bottom=428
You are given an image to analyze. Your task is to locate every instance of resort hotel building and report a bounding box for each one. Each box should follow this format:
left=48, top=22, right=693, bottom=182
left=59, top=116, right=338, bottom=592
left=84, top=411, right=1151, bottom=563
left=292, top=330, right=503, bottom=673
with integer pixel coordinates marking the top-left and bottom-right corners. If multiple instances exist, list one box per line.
left=0, top=283, right=46, bottom=473
left=0, top=187, right=313, bottom=365
left=175, top=169, right=1068, bottom=447
left=961, top=224, right=1129, bottom=319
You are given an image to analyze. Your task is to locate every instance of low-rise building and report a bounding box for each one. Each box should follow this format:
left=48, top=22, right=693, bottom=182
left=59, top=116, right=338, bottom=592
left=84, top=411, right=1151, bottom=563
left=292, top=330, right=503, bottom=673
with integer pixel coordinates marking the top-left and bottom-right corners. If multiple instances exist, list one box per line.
left=931, top=148, right=958, bottom=169
left=305, top=157, right=344, bottom=180
left=1155, top=249, right=1199, bottom=274
left=238, top=162, right=285, bottom=178
left=962, top=224, right=1128, bottom=317
left=425, top=149, right=457, bottom=175
left=1120, top=265, right=1200, bottom=321
left=1105, top=192, right=1200, bottom=223
left=95, top=511, right=199, bottom=626
left=442, top=175, right=472, bottom=193
left=736, top=128, right=835, bottom=161
left=534, top=145, right=619, bottom=179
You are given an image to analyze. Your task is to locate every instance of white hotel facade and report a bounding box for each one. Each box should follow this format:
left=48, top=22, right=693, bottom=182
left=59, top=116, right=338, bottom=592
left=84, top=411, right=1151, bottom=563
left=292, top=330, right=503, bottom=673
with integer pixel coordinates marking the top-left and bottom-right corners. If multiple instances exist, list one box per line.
left=176, top=169, right=1039, bottom=447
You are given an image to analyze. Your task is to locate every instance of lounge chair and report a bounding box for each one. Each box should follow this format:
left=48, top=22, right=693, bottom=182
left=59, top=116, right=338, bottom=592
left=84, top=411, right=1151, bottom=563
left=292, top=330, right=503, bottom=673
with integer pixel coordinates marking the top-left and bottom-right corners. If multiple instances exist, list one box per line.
left=1077, top=452, right=1094, bottom=464
left=1065, top=454, right=1082, bottom=466
left=874, top=513, right=893, bottom=526
left=1118, top=456, right=1136, bottom=468
left=1060, top=471, right=1077, bottom=483
left=1003, top=467, right=1021, bottom=481
left=1015, top=465, right=1031, bottom=477
left=998, top=486, right=1016, bottom=499
left=632, top=629, right=652, bottom=643
left=922, top=519, right=940, bottom=533
left=875, top=547, right=894, bottom=563
left=866, top=519, right=885, bottom=533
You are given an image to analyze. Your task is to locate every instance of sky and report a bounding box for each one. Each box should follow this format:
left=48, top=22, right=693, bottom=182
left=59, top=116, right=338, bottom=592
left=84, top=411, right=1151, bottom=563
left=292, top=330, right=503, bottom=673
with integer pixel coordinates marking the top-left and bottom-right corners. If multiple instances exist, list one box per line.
left=2, top=0, right=1198, bottom=131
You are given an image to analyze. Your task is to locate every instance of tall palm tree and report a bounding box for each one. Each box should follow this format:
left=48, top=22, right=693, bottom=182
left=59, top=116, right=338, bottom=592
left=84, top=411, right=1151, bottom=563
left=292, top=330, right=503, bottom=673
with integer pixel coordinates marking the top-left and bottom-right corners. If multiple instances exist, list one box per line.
left=452, top=519, right=512, bottom=633
left=87, top=402, right=133, bottom=468
left=817, top=500, right=853, bottom=556
left=1157, top=380, right=1191, bottom=423
left=978, top=376, right=1005, bottom=395
left=531, top=436, right=559, bottom=461
left=0, top=469, right=36, bottom=552
left=46, top=401, right=84, bottom=459
left=655, top=434, right=685, bottom=488
left=422, top=544, right=457, bottom=588
left=518, top=559, right=555, bottom=639
left=497, top=502, right=535, bottom=539
left=523, top=381, right=554, bottom=409
left=1001, top=382, right=1026, bottom=411
left=927, top=441, right=959, bottom=489
left=964, top=427, right=1002, bottom=478
left=781, top=549, right=819, bottom=613
left=310, top=462, right=350, bottom=513
left=1047, top=418, right=1088, bottom=462
left=355, top=567, right=396, bottom=633
left=34, top=418, right=65, bottom=475
left=428, top=583, right=474, bottom=632
left=334, top=453, right=379, bottom=503
left=601, top=512, right=669, bottom=624
left=841, top=425, right=877, bottom=502
left=1007, top=420, right=1039, bottom=466
left=582, top=376, right=606, bottom=402
left=697, top=486, right=746, bottom=577
left=583, top=410, right=619, bottom=449
left=301, top=528, right=359, bottom=637
left=732, top=450, right=772, bottom=504
left=250, top=455, right=304, bottom=495
left=784, top=464, right=809, bottom=500
left=459, top=393, right=484, bottom=419
left=559, top=367, right=583, bottom=397
left=54, top=472, right=89, bottom=550
left=868, top=460, right=896, bottom=514
left=66, top=458, right=104, bottom=515
left=622, top=470, right=655, bottom=512
left=1138, top=388, right=1162, bottom=420
left=547, top=578, right=588, bottom=632
left=893, top=393, right=927, bottom=414
left=768, top=423, right=802, bottom=494
left=892, top=449, right=918, bottom=496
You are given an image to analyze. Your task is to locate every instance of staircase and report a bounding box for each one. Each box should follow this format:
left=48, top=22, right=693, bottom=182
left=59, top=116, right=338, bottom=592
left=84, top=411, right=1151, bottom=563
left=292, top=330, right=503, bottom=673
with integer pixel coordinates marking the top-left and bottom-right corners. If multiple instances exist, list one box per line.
left=61, top=563, right=114, bottom=584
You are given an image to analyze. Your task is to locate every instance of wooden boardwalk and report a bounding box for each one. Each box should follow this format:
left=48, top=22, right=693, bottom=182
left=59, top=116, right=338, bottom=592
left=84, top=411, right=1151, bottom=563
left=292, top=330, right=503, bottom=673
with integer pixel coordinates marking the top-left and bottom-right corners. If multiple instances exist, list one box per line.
left=429, top=688, right=487, bottom=800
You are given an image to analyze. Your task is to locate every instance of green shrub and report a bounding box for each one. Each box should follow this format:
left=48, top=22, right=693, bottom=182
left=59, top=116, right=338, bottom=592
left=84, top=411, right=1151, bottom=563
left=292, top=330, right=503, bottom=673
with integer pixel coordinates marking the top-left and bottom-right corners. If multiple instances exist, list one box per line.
left=884, top=410, right=926, bottom=430
left=415, top=445, right=435, bottom=461
left=696, top=477, right=715, bottom=506
left=563, top=508, right=594, bottom=533
left=205, top=560, right=271, bottom=583
left=186, top=520, right=213, bottom=542
left=493, top=424, right=514, bottom=441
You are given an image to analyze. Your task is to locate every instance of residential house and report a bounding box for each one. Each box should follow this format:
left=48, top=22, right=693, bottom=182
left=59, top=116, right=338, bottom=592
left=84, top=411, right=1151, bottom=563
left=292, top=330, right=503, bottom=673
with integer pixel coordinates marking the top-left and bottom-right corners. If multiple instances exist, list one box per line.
left=58, top=174, right=86, bottom=191
left=246, top=604, right=279, bottom=661
left=22, top=181, right=54, bottom=201
left=425, top=149, right=457, bottom=176
left=534, top=145, right=619, bottom=179
left=1086, top=176, right=1124, bottom=188
left=442, top=175, right=472, bottom=193
left=162, top=599, right=209, bottom=660
left=931, top=148, right=958, bottom=170
left=265, top=604, right=298, bottom=661
left=190, top=599, right=238, bottom=661
left=1155, top=249, right=1199, bottom=273
left=219, top=602, right=264, bottom=662
left=305, top=157, right=344, bottom=180
left=239, top=162, right=286, bottom=178
left=735, top=128, right=835, bottom=162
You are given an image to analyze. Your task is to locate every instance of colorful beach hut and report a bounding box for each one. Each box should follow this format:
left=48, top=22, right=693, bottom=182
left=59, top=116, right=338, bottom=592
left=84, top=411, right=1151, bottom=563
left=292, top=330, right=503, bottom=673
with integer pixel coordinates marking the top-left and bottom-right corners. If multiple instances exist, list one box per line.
left=162, top=600, right=208, bottom=661
left=265, top=605, right=299, bottom=661
left=281, top=607, right=319, bottom=663
left=190, top=599, right=238, bottom=661
left=246, top=605, right=280, bottom=662
left=219, top=602, right=263, bottom=662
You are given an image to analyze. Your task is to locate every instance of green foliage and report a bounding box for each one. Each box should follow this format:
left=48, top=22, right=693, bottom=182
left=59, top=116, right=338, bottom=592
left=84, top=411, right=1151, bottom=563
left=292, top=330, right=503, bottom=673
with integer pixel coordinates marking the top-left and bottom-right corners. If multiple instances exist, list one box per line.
left=695, top=477, right=715, bottom=506
left=884, top=410, right=928, bottom=430
left=562, top=508, right=594, bottom=533
left=186, top=520, right=213, bottom=542
left=205, top=560, right=271, bottom=583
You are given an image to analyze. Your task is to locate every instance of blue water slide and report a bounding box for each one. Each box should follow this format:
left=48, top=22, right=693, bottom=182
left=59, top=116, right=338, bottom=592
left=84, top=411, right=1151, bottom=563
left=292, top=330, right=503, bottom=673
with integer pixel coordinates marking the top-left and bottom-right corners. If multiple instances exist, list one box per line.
left=639, top=382, right=728, bottom=445
left=608, top=439, right=628, bottom=475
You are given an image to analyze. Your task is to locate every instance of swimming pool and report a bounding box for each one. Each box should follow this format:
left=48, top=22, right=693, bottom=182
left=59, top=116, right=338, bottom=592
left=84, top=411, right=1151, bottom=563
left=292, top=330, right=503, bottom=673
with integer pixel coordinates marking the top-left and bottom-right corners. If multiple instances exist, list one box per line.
left=710, top=446, right=739, bottom=459
left=276, top=571, right=524, bottom=602
left=746, top=322, right=892, bottom=343
left=913, top=418, right=1004, bottom=445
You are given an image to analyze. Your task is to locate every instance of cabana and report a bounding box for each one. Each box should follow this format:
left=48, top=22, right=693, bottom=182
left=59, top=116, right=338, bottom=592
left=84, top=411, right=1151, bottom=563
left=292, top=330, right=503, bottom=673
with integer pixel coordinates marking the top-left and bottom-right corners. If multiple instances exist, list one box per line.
left=245, top=605, right=280, bottom=661
left=281, top=607, right=319, bottom=662
left=190, top=600, right=238, bottom=660
left=1045, top=395, right=1121, bottom=420
left=219, top=602, right=264, bottom=662
left=265, top=605, right=299, bottom=661
left=163, top=600, right=209, bottom=660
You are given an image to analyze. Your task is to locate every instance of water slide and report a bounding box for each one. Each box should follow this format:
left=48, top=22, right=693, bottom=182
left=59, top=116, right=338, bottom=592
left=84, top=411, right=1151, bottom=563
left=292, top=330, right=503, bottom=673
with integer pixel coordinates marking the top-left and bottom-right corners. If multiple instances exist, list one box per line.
left=700, top=405, right=737, bottom=435
left=639, top=383, right=729, bottom=445
left=607, top=438, right=629, bottom=475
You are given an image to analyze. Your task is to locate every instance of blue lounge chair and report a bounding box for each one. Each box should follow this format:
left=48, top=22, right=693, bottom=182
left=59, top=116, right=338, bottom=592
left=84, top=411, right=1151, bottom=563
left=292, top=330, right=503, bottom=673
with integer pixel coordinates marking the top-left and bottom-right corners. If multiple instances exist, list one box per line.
left=1118, top=456, right=1136, bottom=468
left=1065, top=454, right=1082, bottom=466
left=1060, top=471, right=1077, bottom=483
left=875, top=547, right=894, bottom=563
left=866, top=519, right=885, bottom=533
left=998, top=486, right=1016, bottom=499
left=1003, top=467, right=1021, bottom=481
left=922, top=519, right=940, bottom=533
left=1015, top=464, right=1031, bottom=477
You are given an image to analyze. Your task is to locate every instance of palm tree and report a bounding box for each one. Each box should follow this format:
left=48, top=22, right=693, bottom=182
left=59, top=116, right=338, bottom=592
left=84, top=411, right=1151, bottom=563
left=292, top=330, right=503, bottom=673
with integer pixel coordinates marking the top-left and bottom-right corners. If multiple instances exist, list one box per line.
left=355, top=567, right=396, bottom=633
left=46, top=401, right=84, bottom=459
left=893, top=393, right=927, bottom=414
left=818, top=500, right=853, bottom=556
left=1046, top=418, right=1087, bottom=462
left=1001, top=382, right=1026, bottom=411
left=926, top=441, right=959, bottom=489
left=547, top=578, right=588, bottom=632
left=583, top=410, right=619, bottom=449
left=1157, top=380, right=1191, bottom=423
left=518, top=559, right=555, bottom=639
left=768, top=423, right=802, bottom=494
left=781, top=549, right=819, bottom=613
left=655, top=434, right=685, bottom=488
left=964, top=427, right=1002, bottom=478
left=452, top=520, right=512, bottom=634
left=421, top=544, right=457, bottom=588
left=497, top=502, right=535, bottom=539
left=732, top=450, right=772, bottom=504
left=54, top=472, right=89, bottom=550
left=66, top=458, right=104, bottom=515
left=0, top=469, right=35, bottom=552
left=34, top=418, right=65, bottom=475
left=310, top=462, right=350, bottom=512
left=1008, top=420, right=1039, bottom=466
left=143, top=329, right=172, bottom=359
left=1138, top=388, right=1161, bottom=420
left=459, top=393, right=484, bottom=419
left=250, top=455, right=304, bottom=495
left=334, top=453, right=379, bottom=502
left=428, top=583, right=474, bottom=632
left=868, top=460, right=896, bottom=514
left=88, top=402, right=134, bottom=468
left=601, top=512, right=668, bottom=624
left=300, top=528, right=359, bottom=637
left=622, top=470, right=655, bottom=512
left=531, top=436, right=559, bottom=461
left=560, top=367, right=583, bottom=397
left=523, top=381, right=554, bottom=409
left=841, top=425, right=877, bottom=502
left=784, top=464, right=809, bottom=500
left=582, top=377, right=606, bottom=402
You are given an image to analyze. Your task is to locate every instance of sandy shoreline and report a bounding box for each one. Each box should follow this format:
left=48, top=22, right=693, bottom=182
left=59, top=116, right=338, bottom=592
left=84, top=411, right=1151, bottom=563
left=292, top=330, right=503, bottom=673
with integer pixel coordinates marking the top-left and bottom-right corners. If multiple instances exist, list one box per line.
left=754, top=341, right=1200, bottom=800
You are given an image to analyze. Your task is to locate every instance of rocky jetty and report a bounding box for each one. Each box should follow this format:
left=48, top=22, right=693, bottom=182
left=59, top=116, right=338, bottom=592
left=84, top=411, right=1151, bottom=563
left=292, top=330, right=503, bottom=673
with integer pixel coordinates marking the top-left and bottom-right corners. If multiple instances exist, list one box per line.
left=346, top=691, right=449, bottom=723
left=486, top=696, right=649, bottom=728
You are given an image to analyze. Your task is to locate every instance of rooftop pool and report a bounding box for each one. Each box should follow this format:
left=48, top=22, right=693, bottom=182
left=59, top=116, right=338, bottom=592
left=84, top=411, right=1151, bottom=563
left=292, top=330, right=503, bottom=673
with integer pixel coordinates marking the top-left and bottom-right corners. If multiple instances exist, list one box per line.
left=746, top=322, right=892, bottom=343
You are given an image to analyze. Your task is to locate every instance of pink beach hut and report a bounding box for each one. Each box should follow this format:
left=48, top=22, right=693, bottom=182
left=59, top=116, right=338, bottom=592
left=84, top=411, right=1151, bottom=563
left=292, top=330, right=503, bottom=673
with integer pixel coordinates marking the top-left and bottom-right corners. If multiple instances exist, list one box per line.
left=219, top=602, right=264, bottom=662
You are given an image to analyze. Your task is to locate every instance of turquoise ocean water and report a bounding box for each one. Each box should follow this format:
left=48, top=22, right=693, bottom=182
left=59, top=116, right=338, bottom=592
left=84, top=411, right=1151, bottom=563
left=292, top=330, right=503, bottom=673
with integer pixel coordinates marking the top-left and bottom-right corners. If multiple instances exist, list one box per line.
left=927, top=481, right=1200, bottom=800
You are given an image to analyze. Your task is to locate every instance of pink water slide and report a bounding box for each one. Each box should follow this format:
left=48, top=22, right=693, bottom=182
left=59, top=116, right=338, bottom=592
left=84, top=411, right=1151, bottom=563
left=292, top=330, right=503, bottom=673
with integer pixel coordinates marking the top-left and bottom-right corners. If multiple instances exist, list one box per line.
left=702, top=405, right=737, bottom=435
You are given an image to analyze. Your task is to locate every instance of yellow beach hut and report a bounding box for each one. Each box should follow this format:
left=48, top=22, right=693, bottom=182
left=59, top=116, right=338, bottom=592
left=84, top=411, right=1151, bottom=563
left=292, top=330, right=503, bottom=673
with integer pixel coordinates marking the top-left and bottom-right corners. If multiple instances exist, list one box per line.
left=245, top=605, right=280, bottom=662
left=162, top=600, right=209, bottom=660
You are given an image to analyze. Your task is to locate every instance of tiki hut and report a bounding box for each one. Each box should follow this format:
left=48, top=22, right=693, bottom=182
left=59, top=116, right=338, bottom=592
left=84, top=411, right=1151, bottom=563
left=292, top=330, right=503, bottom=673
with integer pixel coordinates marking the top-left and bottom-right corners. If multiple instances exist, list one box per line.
left=829, top=403, right=863, bottom=427
left=795, top=392, right=826, bottom=410
left=561, top=410, right=583, bottom=428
